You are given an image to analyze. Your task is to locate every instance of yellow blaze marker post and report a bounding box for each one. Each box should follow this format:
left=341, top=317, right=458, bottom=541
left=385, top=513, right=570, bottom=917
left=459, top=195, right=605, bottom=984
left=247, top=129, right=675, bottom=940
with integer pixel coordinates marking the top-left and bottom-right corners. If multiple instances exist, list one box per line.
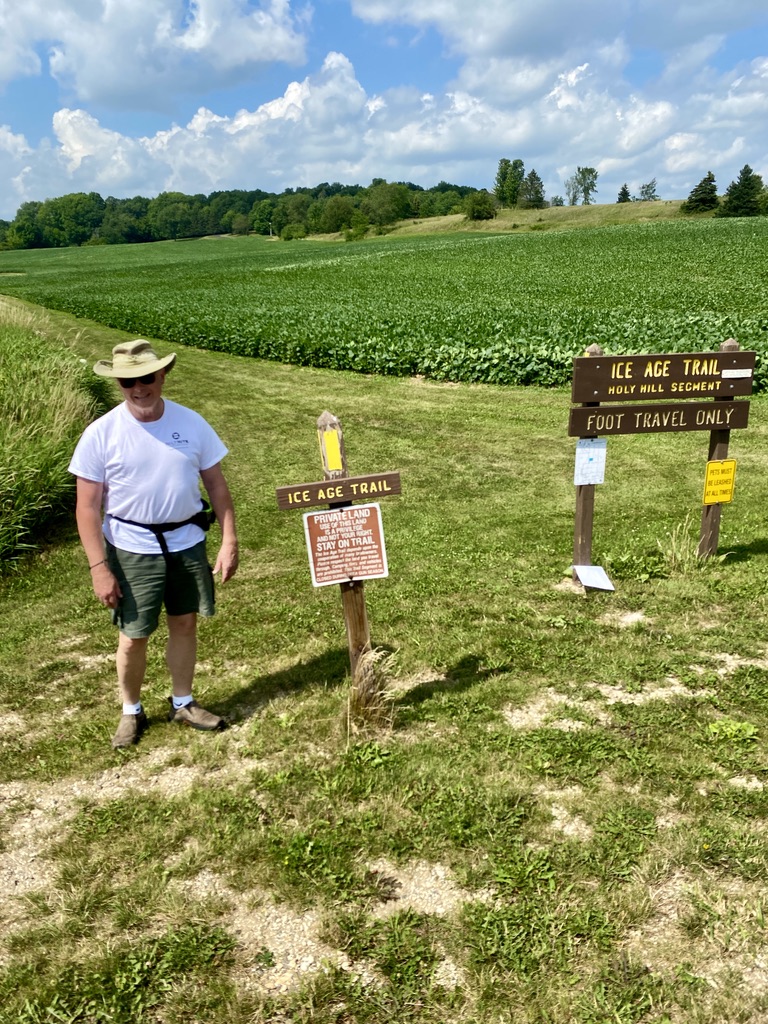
left=703, top=459, right=736, bottom=506
left=318, top=413, right=346, bottom=478
left=315, top=412, right=371, bottom=681
left=277, top=412, right=401, bottom=696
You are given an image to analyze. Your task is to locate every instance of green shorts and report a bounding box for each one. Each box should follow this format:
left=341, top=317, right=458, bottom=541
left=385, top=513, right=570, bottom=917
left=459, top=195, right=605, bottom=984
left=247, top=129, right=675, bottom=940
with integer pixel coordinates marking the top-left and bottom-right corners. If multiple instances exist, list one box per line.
left=106, top=540, right=215, bottom=638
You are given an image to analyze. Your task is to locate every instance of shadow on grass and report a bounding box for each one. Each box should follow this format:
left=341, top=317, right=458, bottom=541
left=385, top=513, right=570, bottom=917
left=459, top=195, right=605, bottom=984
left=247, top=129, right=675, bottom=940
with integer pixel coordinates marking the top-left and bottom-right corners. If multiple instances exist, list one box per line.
left=221, top=650, right=513, bottom=725
left=394, top=653, right=513, bottom=710
left=220, top=646, right=351, bottom=721
left=715, top=537, right=768, bottom=564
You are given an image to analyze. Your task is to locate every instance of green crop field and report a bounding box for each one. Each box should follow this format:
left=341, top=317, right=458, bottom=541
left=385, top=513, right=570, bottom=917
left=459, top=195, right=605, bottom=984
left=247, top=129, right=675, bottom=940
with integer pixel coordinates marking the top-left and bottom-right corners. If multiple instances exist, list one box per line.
left=1, top=216, right=767, bottom=389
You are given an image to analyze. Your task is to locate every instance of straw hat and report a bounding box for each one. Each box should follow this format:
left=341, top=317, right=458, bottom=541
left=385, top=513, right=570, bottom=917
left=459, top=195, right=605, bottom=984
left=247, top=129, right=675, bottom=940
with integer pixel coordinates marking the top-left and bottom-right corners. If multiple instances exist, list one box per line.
left=93, top=340, right=176, bottom=378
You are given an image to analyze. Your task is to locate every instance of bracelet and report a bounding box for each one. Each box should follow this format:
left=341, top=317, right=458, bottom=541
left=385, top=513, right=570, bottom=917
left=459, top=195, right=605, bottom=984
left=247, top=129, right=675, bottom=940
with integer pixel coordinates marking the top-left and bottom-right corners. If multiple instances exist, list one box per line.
left=89, top=559, right=106, bottom=570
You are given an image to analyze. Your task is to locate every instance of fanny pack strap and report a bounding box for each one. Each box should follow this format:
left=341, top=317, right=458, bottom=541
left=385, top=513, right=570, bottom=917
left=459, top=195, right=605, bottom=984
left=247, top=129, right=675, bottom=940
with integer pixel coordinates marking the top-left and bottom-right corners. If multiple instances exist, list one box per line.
left=109, top=502, right=215, bottom=563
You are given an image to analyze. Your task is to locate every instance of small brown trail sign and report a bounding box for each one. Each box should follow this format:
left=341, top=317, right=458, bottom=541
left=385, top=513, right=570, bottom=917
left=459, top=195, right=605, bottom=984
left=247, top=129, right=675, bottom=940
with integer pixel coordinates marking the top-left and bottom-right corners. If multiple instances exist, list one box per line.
left=571, top=351, right=755, bottom=404
left=303, top=503, right=388, bottom=587
left=569, top=339, right=755, bottom=569
left=568, top=399, right=750, bottom=437
left=276, top=411, right=401, bottom=685
left=276, top=472, right=401, bottom=510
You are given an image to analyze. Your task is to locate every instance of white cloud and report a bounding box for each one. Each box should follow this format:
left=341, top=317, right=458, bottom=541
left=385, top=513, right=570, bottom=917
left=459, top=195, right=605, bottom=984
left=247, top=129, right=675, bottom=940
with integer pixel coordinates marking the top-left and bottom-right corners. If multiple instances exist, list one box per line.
left=664, top=132, right=746, bottom=175
left=350, top=0, right=623, bottom=58
left=0, top=0, right=307, bottom=104
left=615, top=98, right=676, bottom=152
left=0, top=2, right=43, bottom=82
left=660, top=35, right=725, bottom=82
left=0, top=125, right=31, bottom=160
left=351, top=0, right=768, bottom=56
left=1, top=2, right=767, bottom=219
left=1, top=36, right=767, bottom=220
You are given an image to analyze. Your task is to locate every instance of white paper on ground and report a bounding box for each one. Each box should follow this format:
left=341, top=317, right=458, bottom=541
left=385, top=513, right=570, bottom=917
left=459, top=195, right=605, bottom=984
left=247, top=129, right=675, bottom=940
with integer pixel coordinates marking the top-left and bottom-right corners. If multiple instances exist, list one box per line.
left=572, top=565, right=615, bottom=591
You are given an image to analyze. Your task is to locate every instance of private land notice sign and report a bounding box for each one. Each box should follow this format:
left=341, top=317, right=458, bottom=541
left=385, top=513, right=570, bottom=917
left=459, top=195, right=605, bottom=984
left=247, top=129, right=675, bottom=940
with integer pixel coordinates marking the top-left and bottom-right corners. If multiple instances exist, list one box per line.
left=303, top=503, right=389, bottom=587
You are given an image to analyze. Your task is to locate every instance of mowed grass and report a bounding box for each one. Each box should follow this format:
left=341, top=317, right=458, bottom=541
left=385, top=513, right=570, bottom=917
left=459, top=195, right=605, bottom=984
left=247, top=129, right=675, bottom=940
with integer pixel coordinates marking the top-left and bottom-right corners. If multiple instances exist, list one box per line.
left=1, top=298, right=768, bottom=1022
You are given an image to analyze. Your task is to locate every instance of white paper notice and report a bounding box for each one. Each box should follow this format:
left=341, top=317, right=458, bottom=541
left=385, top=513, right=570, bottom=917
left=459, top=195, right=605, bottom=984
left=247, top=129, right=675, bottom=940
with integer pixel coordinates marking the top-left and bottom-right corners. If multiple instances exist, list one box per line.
left=574, top=438, right=607, bottom=486
left=572, top=565, right=615, bottom=591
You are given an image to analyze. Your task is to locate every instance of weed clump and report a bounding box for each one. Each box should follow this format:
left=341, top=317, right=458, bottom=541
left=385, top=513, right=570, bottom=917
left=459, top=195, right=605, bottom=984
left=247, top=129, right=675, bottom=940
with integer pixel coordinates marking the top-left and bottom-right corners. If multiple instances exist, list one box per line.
left=346, top=647, right=397, bottom=735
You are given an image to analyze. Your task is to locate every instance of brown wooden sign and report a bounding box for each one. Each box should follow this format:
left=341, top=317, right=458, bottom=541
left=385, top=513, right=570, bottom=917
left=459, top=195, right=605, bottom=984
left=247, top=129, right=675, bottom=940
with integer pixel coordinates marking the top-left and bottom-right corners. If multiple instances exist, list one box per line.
left=303, top=503, right=388, bottom=587
left=276, top=471, right=401, bottom=510
left=572, top=351, right=755, bottom=403
left=569, top=400, right=750, bottom=437
left=570, top=340, right=754, bottom=570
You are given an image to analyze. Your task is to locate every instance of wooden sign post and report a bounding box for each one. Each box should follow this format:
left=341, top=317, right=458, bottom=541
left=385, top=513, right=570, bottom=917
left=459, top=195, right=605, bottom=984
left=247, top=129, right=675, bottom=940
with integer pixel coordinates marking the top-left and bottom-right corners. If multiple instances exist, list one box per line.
left=573, top=343, right=603, bottom=572
left=276, top=411, right=401, bottom=684
left=698, top=339, right=740, bottom=558
left=319, top=411, right=370, bottom=681
left=569, top=339, right=755, bottom=565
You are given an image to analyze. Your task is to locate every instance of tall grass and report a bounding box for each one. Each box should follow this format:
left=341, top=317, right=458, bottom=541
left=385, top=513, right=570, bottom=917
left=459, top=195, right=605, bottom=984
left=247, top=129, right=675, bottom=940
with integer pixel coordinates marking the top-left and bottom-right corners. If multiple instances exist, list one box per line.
left=0, top=300, right=112, bottom=567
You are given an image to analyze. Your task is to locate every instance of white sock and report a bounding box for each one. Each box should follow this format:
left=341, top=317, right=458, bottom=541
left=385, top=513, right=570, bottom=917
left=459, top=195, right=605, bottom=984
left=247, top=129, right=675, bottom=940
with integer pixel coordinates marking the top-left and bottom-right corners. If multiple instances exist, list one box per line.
left=123, top=702, right=142, bottom=715
left=172, top=694, right=194, bottom=710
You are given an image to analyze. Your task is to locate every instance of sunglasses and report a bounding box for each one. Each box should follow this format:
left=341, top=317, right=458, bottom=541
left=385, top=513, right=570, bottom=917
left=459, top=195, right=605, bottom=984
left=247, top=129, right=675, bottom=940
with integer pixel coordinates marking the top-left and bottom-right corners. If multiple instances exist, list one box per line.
left=117, top=372, right=156, bottom=388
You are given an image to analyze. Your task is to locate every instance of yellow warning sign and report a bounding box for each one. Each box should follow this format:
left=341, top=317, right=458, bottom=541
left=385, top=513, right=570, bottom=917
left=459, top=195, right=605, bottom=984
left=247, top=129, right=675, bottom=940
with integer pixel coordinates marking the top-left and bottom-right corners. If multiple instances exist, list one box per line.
left=703, top=459, right=736, bottom=505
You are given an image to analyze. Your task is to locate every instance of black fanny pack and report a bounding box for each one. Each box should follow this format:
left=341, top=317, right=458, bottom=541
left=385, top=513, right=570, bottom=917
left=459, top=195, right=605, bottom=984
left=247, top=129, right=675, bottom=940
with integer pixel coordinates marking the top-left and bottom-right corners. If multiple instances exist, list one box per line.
left=110, top=501, right=215, bottom=561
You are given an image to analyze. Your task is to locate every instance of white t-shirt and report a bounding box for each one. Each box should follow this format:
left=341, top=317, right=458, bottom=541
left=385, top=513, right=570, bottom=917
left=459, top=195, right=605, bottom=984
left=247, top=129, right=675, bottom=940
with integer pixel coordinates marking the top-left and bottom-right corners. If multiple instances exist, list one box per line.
left=69, top=399, right=228, bottom=555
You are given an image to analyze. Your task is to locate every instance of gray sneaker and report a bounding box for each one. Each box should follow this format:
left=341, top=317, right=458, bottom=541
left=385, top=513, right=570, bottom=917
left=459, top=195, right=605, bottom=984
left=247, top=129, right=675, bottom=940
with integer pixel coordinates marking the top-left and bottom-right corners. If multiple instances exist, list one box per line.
left=167, top=698, right=227, bottom=732
left=111, top=710, right=148, bottom=749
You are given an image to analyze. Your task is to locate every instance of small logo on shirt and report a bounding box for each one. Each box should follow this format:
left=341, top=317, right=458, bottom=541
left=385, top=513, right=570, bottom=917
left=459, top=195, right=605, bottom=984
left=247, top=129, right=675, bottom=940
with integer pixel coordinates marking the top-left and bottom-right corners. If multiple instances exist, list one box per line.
left=167, top=432, right=189, bottom=447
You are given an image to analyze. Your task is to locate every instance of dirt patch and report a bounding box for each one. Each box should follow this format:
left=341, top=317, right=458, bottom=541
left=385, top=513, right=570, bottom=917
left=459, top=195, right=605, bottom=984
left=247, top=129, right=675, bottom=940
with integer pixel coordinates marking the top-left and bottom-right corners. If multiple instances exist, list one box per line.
left=727, top=775, right=764, bottom=791
left=625, top=870, right=688, bottom=963
left=367, top=858, right=472, bottom=919
left=599, top=611, right=649, bottom=628
left=179, top=872, right=341, bottom=995
left=549, top=803, right=593, bottom=840
left=625, top=871, right=768, bottom=999
left=502, top=688, right=609, bottom=730
left=74, top=653, right=116, bottom=669
left=553, top=578, right=586, bottom=595
left=592, top=679, right=711, bottom=705
left=0, top=733, right=269, bottom=918
left=534, top=784, right=592, bottom=840
left=710, top=652, right=768, bottom=676
left=179, top=859, right=474, bottom=995
left=0, top=712, right=27, bottom=737
left=391, top=669, right=446, bottom=695
left=57, top=635, right=90, bottom=650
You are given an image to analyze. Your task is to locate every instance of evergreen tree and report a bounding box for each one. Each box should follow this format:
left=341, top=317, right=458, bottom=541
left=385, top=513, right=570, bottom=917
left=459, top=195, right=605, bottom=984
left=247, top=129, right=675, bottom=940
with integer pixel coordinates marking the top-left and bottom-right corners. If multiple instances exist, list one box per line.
left=519, top=169, right=546, bottom=209
left=715, top=165, right=764, bottom=218
left=617, top=183, right=631, bottom=203
left=680, top=172, right=719, bottom=214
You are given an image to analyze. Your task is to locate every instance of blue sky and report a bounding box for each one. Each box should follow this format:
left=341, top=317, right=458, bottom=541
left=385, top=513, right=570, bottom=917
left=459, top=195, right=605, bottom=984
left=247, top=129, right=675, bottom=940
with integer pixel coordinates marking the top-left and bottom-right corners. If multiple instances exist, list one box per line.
left=0, top=0, right=767, bottom=220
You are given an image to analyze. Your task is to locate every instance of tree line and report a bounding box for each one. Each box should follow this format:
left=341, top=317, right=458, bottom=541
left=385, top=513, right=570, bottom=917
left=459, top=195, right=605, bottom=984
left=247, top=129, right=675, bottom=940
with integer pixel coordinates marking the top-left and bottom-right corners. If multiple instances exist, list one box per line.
left=0, top=179, right=491, bottom=251
left=2, top=162, right=766, bottom=252
left=494, top=159, right=598, bottom=208
left=496, top=157, right=768, bottom=218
